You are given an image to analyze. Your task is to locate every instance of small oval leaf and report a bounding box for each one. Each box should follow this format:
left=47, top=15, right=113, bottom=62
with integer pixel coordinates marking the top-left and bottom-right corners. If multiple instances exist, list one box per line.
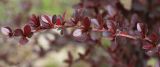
left=73, top=29, right=82, bottom=37
left=41, top=15, right=51, bottom=23
left=23, top=25, right=31, bottom=36
left=137, top=23, right=142, bottom=32
left=56, top=18, right=62, bottom=25
left=1, top=27, right=12, bottom=36
left=19, top=37, right=29, bottom=45
left=14, top=29, right=23, bottom=36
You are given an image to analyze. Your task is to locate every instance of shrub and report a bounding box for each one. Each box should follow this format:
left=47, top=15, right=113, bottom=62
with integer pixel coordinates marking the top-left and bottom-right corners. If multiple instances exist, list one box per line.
left=1, top=0, right=160, bottom=67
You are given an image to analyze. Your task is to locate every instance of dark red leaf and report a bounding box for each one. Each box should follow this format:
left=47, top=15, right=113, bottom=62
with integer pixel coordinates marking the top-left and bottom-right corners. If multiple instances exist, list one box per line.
left=52, top=15, right=57, bottom=24
left=142, top=44, right=153, bottom=50
left=19, top=37, right=29, bottom=45
left=137, top=23, right=147, bottom=38
left=71, top=18, right=78, bottom=25
left=23, top=25, right=32, bottom=37
left=13, top=29, right=23, bottom=36
left=137, top=23, right=148, bottom=33
left=83, top=17, right=91, bottom=29
left=55, top=18, right=61, bottom=25
left=149, top=32, right=159, bottom=43
left=41, top=15, right=54, bottom=28
left=41, top=15, right=51, bottom=23
left=30, top=14, right=40, bottom=27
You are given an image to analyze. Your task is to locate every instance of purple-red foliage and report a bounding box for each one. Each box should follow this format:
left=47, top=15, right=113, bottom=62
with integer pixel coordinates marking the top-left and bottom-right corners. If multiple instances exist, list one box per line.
left=1, top=0, right=160, bottom=67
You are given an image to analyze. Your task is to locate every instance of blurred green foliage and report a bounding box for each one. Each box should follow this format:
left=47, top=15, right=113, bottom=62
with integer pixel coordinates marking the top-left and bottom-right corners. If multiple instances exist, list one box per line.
left=0, top=0, right=79, bottom=23
left=147, top=58, right=157, bottom=67
left=101, top=37, right=111, bottom=48
left=33, top=0, right=78, bottom=15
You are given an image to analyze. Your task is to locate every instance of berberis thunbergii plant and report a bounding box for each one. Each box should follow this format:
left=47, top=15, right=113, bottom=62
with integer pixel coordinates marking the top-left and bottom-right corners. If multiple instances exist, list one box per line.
left=1, top=0, right=160, bottom=67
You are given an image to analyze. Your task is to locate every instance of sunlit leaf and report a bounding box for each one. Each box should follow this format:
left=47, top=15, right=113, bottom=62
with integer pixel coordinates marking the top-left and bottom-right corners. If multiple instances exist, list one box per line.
left=90, top=18, right=99, bottom=28
left=1, top=27, right=12, bottom=37
left=41, top=15, right=51, bottom=23
left=73, top=29, right=82, bottom=37
left=105, top=5, right=117, bottom=17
